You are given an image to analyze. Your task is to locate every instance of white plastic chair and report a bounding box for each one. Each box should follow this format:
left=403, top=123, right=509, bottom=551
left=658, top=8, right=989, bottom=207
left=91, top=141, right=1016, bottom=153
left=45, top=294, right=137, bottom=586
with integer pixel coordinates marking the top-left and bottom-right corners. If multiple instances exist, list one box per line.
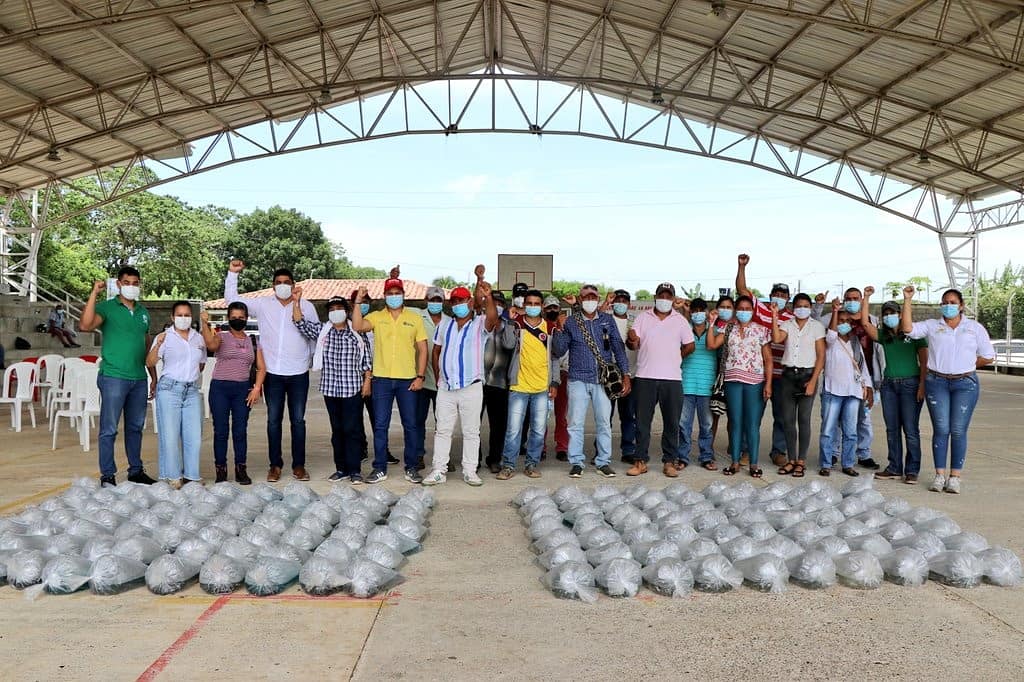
left=199, top=357, right=216, bottom=419
left=52, top=365, right=99, bottom=450
left=48, top=358, right=87, bottom=428
left=0, top=362, right=38, bottom=431
left=32, top=354, right=64, bottom=405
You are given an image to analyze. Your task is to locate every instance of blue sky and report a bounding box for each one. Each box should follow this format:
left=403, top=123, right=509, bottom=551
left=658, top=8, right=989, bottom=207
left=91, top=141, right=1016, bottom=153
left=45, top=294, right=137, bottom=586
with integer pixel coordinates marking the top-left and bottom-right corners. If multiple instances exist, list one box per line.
left=152, top=79, right=1024, bottom=302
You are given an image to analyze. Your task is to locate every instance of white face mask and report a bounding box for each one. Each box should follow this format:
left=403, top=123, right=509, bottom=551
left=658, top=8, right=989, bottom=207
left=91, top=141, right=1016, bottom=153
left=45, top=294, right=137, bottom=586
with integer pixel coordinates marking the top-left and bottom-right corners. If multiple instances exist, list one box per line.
left=512, top=296, right=525, bottom=308
left=274, top=283, right=293, bottom=300
left=119, top=284, right=140, bottom=301
left=581, top=300, right=599, bottom=314
left=654, top=299, right=673, bottom=313
left=173, top=316, right=192, bottom=331
left=328, top=309, right=347, bottom=325
left=793, top=307, right=812, bottom=320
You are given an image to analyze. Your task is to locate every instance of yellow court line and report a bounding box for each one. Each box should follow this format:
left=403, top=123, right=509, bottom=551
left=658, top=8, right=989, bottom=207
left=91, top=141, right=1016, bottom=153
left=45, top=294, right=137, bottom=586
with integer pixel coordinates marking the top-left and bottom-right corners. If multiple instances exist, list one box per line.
left=0, top=483, right=70, bottom=513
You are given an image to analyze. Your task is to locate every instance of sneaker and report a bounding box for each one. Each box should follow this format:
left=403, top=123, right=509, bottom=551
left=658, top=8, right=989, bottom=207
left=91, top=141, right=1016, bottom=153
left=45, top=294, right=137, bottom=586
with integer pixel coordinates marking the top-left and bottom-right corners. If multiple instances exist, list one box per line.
left=327, top=471, right=346, bottom=481
left=235, top=465, right=252, bottom=485
left=421, top=470, right=447, bottom=486
left=524, top=466, right=541, bottom=479
left=944, top=476, right=961, bottom=494
left=929, top=474, right=946, bottom=492
left=387, top=454, right=400, bottom=465
left=464, top=472, right=484, bottom=486
left=215, top=466, right=228, bottom=484
left=127, top=470, right=157, bottom=485
left=556, top=451, right=568, bottom=462
left=495, top=467, right=515, bottom=481
left=568, top=465, right=583, bottom=478
left=100, top=475, right=116, bottom=487
left=366, top=470, right=388, bottom=484
left=404, top=468, right=424, bottom=484
left=875, top=469, right=901, bottom=480
left=903, top=474, right=918, bottom=484
left=597, top=465, right=617, bottom=478
left=349, top=474, right=364, bottom=485
left=858, top=458, right=881, bottom=470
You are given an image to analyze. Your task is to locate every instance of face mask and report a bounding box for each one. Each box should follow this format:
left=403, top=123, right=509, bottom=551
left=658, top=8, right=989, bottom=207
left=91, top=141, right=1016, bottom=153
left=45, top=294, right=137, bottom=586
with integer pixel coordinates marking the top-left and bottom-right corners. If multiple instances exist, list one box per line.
left=736, top=310, right=753, bottom=324
left=581, top=300, right=599, bottom=315
left=119, top=284, right=140, bottom=301
left=837, top=322, right=853, bottom=335
left=385, top=294, right=404, bottom=310
left=228, top=318, right=247, bottom=331
left=512, top=296, right=525, bottom=308
left=544, top=310, right=559, bottom=322
left=940, top=303, right=961, bottom=319
left=612, top=302, right=628, bottom=316
left=524, top=305, right=542, bottom=318
left=173, top=316, right=192, bottom=331
left=718, top=308, right=734, bottom=322
left=274, top=283, right=292, bottom=300
left=691, top=312, right=707, bottom=325
left=793, top=307, right=812, bottom=320
left=360, top=303, right=370, bottom=316
left=496, top=306, right=504, bottom=317
left=426, top=302, right=444, bottom=315
left=328, top=309, right=347, bottom=325
left=843, top=300, right=861, bottom=314
left=882, top=314, right=900, bottom=329
left=452, top=303, right=470, bottom=319
left=772, top=297, right=788, bottom=310
left=654, top=299, right=673, bottom=313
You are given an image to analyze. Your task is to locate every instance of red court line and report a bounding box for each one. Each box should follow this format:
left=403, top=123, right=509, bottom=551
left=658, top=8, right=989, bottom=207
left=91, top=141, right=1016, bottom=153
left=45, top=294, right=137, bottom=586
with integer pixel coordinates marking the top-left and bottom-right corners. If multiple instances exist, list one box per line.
left=136, top=595, right=231, bottom=681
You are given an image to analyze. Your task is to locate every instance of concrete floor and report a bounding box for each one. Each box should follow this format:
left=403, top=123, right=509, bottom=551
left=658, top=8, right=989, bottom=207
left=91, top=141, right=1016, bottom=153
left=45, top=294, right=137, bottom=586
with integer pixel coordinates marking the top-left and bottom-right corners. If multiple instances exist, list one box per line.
left=1, top=372, right=1023, bottom=680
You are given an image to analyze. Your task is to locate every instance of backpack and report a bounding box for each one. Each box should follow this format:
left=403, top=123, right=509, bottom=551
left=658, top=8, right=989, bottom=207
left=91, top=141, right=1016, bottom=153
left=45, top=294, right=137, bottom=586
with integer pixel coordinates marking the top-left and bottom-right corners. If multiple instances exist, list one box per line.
left=15, top=336, right=31, bottom=350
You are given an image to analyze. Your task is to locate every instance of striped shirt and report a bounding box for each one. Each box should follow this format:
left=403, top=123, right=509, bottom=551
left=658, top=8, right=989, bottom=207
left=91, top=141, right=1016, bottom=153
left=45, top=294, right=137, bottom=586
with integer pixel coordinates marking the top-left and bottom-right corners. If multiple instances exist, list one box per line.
left=681, top=328, right=718, bottom=396
left=435, top=315, right=489, bottom=390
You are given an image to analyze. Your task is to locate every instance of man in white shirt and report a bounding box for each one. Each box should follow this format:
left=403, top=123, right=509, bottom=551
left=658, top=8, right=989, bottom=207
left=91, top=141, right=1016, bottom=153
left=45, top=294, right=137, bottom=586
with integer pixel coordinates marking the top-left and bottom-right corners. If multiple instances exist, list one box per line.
left=224, top=259, right=319, bottom=482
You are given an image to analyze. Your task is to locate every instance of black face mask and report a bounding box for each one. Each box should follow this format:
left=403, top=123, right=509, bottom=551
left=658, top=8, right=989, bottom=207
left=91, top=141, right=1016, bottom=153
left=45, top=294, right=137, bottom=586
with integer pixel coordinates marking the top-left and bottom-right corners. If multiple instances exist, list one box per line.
left=544, top=310, right=559, bottom=322
left=228, top=318, right=247, bottom=331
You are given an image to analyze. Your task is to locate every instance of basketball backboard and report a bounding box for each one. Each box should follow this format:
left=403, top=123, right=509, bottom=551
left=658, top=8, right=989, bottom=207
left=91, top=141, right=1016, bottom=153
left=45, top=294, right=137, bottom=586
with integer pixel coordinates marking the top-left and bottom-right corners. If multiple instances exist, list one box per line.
left=497, top=254, right=554, bottom=292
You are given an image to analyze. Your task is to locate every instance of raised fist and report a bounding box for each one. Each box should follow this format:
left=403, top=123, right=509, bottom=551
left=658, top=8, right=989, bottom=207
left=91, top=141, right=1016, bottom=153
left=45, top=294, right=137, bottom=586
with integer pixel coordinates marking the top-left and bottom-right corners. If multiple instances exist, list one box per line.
left=355, top=286, right=368, bottom=303
left=199, top=309, right=210, bottom=325
left=864, top=285, right=875, bottom=298
left=564, top=294, right=578, bottom=306
left=673, top=297, right=689, bottom=312
left=815, top=291, right=829, bottom=304
left=831, top=298, right=842, bottom=312
left=605, top=291, right=616, bottom=304
left=228, top=259, right=244, bottom=273
left=737, top=254, right=750, bottom=266
left=903, top=285, right=915, bottom=300
left=389, top=265, right=401, bottom=280
left=292, top=286, right=303, bottom=301
left=92, top=280, right=106, bottom=294
left=769, top=302, right=779, bottom=315
left=474, top=264, right=486, bottom=281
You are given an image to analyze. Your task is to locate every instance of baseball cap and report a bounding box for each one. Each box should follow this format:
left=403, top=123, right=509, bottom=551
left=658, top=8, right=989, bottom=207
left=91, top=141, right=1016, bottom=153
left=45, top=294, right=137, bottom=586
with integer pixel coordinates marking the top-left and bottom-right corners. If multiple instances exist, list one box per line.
left=512, top=282, right=529, bottom=297
left=613, top=289, right=630, bottom=301
left=655, top=282, right=675, bottom=296
left=384, top=278, right=404, bottom=292
left=327, top=296, right=347, bottom=308
left=450, top=286, right=472, bottom=301
left=580, top=284, right=599, bottom=297
left=543, top=295, right=560, bottom=308
left=491, top=290, right=507, bottom=305
left=771, top=282, right=791, bottom=295
left=425, top=286, right=444, bottom=300
left=881, top=300, right=900, bottom=314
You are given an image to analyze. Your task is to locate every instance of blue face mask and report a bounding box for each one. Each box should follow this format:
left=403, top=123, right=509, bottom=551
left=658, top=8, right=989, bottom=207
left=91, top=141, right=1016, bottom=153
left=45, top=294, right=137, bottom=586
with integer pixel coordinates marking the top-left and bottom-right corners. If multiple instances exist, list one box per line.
left=771, top=297, right=788, bottom=310
left=837, top=322, right=853, bottom=335
left=385, top=294, right=404, bottom=310
left=940, top=303, right=961, bottom=319
left=718, top=308, right=734, bottom=322
left=691, top=312, right=707, bottom=325
left=844, top=300, right=862, bottom=314
left=882, top=314, right=900, bottom=329
left=612, top=302, right=629, bottom=316
left=360, top=303, right=370, bottom=316
left=426, top=302, right=444, bottom=315
left=736, top=310, right=753, bottom=324
left=524, top=305, right=542, bottom=318
left=452, top=302, right=470, bottom=319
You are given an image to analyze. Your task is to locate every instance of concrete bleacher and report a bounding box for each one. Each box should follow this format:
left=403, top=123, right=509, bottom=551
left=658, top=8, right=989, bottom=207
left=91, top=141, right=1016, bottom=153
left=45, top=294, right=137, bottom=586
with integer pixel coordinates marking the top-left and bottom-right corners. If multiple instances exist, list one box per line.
left=0, top=293, right=101, bottom=364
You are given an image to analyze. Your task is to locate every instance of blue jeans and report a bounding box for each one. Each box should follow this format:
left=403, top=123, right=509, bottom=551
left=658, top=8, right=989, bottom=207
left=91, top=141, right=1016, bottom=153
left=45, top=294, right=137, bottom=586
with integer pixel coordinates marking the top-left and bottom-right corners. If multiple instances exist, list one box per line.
left=725, top=381, right=764, bottom=465
left=263, top=372, right=309, bottom=469
left=209, top=379, right=250, bottom=467
left=155, top=377, right=202, bottom=481
left=612, top=391, right=637, bottom=456
left=567, top=380, right=612, bottom=468
left=678, top=394, right=713, bottom=465
left=97, top=374, right=148, bottom=477
left=325, top=394, right=364, bottom=476
left=503, top=390, right=548, bottom=468
left=819, top=391, right=861, bottom=470
left=371, top=377, right=420, bottom=472
left=924, top=372, right=979, bottom=471
left=880, top=377, right=923, bottom=476
left=414, top=388, right=437, bottom=457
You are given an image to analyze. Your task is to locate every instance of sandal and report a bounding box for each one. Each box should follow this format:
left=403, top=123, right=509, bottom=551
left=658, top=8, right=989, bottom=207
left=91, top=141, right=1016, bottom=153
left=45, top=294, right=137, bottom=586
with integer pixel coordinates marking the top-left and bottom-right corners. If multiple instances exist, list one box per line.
left=701, top=460, right=718, bottom=471
left=749, top=467, right=763, bottom=478
left=819, top=468, right=831, bottom=477
left=723, top=463, right=740, bottom=476
left=792, top=462, right=806, bottom=478
left=777, top=462, right=796, bottom=476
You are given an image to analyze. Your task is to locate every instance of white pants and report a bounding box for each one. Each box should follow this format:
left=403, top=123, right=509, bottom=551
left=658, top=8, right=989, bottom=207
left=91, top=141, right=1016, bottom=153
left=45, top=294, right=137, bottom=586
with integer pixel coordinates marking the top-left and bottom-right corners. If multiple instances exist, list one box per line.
left=431, top=381, right=484, bottom=474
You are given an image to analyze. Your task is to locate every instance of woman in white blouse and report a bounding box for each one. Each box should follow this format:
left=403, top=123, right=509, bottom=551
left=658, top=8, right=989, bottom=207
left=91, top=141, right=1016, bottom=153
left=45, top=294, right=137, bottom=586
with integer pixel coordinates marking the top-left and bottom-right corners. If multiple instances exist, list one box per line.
left=147, top=301, right=207, bottom=487
left=900, top=285, right=995, bottom=495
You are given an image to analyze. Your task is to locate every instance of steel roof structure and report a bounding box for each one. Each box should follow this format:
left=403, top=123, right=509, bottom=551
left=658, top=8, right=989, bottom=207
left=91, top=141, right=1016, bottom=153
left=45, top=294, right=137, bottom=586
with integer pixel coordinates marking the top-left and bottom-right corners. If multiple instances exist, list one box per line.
left=2, top=0, right=1024, bottom=307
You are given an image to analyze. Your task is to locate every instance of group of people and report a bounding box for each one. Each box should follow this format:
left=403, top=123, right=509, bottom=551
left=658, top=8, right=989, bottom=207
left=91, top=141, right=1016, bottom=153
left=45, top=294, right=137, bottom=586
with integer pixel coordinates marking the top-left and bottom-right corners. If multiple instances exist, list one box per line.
left=79, top=254, right=997, bottom=497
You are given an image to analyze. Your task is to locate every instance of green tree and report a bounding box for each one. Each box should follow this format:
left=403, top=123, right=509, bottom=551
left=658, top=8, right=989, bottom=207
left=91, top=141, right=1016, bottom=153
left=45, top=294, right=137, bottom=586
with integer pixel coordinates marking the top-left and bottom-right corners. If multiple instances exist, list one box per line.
left=977, top=263, right=1024, bottom=338
left=227, top=206, right=338, bottom=292
left=885, top=281, right=905, bottom=299
left=634, top=289, right=652, bottom=300
left=908, top=275, right=934, bottom=303
left=432, top=275, right=461, bottom=289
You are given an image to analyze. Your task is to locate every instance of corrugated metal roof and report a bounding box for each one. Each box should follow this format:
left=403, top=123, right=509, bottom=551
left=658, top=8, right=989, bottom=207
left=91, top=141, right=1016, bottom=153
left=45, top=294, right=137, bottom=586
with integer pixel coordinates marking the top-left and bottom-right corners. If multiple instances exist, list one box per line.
left=0, top=0, right=1022, bottom=200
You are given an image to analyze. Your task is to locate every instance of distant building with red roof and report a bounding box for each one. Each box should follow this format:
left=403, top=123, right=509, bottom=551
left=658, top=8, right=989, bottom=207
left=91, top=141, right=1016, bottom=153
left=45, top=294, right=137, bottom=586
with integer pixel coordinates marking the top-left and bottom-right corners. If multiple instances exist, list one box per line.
left=205, top=278, right=447, bottom=310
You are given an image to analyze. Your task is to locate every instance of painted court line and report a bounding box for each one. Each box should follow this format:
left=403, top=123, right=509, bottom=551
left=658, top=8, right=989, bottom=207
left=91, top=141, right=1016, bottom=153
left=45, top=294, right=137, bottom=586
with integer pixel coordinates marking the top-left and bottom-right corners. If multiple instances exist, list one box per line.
left=0, top=483, right=69, bottom=514
left=136, top=595, right=232, bottom=681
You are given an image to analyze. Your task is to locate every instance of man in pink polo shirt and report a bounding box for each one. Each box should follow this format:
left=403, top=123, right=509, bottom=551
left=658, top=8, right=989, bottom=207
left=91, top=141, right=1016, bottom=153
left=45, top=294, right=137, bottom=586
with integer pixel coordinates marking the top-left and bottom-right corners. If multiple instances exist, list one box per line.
left=736, top=253, right=793, bottom=468
left=625, top=282, right=696, bottom=478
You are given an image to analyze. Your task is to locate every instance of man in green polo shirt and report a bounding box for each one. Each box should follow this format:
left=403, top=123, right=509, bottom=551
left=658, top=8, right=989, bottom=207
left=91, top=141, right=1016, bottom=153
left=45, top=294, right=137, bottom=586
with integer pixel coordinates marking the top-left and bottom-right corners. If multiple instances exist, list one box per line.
left=79, top=266, right=158, bottom=486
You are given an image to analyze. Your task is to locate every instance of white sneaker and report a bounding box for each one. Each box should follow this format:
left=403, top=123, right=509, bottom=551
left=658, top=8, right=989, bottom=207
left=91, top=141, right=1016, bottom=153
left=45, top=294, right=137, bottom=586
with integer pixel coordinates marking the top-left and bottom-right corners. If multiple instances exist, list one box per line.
left=463, top=472, right=483, bottom=487
left=929, top=474, right=946, bottom=492
left=421, top=470, right=447, bottom=486
left=944, top=476, right=961, bottom=494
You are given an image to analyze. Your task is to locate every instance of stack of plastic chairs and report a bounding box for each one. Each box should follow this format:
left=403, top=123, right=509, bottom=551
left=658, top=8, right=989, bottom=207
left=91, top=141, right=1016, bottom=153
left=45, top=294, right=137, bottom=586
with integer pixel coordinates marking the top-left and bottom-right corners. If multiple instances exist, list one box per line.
left=52, top=364, right=100, bottom=450
left=0, top=362, right=38, bottom=431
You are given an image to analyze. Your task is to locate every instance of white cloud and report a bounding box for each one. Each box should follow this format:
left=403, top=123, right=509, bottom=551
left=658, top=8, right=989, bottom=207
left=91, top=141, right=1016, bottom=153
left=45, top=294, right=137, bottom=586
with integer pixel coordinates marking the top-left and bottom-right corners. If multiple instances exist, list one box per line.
left=444, top=174, right=489, bottom=199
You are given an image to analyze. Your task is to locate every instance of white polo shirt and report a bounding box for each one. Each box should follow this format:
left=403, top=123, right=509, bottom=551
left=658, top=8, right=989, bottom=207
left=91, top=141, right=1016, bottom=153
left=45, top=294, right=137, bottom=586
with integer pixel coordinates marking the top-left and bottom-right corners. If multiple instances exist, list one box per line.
left=154, top=329, right=206, bottom=383
left=909, top=317, right=995, bottom=375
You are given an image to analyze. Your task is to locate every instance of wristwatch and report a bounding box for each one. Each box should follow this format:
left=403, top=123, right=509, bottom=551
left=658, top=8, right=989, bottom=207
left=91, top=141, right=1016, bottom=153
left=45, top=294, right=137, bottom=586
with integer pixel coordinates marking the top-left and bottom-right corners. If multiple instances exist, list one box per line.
left=416, top=374, right=425, bottom=379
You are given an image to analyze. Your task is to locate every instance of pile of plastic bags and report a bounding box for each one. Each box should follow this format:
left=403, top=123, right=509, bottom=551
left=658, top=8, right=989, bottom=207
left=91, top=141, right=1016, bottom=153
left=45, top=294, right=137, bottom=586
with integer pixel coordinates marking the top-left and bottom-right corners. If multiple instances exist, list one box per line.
left=0, top=478, right=435, bottom=599
left=512, top=476, right=1022, bottom=603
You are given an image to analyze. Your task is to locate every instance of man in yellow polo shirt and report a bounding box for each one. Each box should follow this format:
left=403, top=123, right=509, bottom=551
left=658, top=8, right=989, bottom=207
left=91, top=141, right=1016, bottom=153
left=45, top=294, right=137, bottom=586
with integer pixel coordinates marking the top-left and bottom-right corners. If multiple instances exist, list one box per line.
left=352, top=266, right=427, bottom=484
left=495, top=289, right=560, bottom=480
